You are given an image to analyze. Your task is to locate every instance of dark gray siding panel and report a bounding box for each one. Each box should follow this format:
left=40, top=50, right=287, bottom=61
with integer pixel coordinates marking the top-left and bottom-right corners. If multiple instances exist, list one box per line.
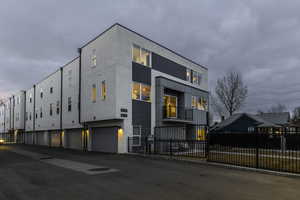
left=152, top=53, right=186, bottom=80
left=132, top=100, right=151, bottom=136
left=132, top=62, right=151, bottom=85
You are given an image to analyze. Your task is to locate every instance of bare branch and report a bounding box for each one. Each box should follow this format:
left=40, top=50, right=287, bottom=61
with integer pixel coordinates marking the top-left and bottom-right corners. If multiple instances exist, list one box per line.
left=215, top=71, right=248, bottom=116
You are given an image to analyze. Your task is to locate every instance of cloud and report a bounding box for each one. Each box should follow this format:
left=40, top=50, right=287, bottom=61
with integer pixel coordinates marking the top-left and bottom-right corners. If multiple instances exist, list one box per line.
left=0, top=0, right=299, bottom=113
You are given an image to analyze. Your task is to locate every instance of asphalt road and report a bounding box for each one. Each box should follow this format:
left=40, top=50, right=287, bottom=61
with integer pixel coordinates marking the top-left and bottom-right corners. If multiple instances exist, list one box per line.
left=0, top=145, right=299, bottom=200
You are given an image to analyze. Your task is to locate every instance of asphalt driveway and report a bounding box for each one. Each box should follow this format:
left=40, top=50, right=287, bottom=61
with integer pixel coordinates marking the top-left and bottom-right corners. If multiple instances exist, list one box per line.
left=0, top=144, right=299, bottom=200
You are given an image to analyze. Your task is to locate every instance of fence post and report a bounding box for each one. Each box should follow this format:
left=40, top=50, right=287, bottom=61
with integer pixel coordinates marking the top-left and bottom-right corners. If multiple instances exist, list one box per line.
left=206, top=130, right=209, bottom=160
left=169, top=139, right=172, bottom=158
left=255, top=132, right=259, bottom=168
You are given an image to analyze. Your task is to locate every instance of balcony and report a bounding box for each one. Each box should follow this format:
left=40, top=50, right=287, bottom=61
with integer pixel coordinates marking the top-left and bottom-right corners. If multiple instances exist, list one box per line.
left=162, top=105, right=193, bottom=123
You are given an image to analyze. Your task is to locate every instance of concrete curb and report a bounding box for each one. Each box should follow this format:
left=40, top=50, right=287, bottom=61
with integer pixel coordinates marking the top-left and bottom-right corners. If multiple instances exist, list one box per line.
left=126, top=153, right=300, bottom=179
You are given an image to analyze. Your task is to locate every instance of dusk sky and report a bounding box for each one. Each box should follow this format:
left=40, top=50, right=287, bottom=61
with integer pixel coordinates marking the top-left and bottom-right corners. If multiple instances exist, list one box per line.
left=1, top=0, right=300, bottom=113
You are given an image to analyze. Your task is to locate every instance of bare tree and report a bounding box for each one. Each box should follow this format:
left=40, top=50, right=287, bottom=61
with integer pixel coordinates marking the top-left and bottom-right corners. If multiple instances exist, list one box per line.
left=215, top=71, right=248, bottom=116
left=210, top=94, right=227, bottom=119
left=292, top=106, right=300, bottom=121
left=268, top=103, right=287, bottom=113
left=0, top=98, right=4, bottom=106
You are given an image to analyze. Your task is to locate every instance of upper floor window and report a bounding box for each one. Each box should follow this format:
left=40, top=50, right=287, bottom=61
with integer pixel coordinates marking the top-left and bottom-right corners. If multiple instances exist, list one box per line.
left=49, top=104, right=53, bottom=116
left=40, top=107, right=43, bottom=118
left=56, top=101, right=60, bottom=115
left=29, top=112, right=32, bottom=121
left=186, top=69, right=191, bottom=82
left=101, top=81, right=106, bottom=100
left=91, top=84, right=97, bottom=103
left=191, top=70, right=202, bottom=86
left=132, top=82, right=151, bottom=102
left=132, top=45, right=151, bottom=67
left=191, top=96, right=197, bottom=108
left=29, top=93, right=32, bottom=103
left=40, top=89, right=43, bottom=99
left=50, top=87, right=53, bottom=94
left=68, top=97, right=72, bottom=112
left=17, top=97, right=20, bottom=105
left=192, top=96, right=208, bottom=111
left=91, top=49, right=97, bottom=67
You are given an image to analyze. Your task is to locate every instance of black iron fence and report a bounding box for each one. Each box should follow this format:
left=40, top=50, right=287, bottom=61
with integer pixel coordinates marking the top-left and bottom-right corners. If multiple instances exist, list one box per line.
left=208, top=132, right=300, bottom=173
left=128, top=125, right=208, bottom=160
left=128, top=126, right=300, bottom=174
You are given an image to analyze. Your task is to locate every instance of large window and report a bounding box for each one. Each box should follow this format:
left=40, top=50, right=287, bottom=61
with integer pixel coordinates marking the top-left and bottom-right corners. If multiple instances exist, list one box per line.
left=186, top=69, right=191, bottom=82
left=101, top=81, right=106, bottom=100
left=191, top=96, right=197, bottom=108
left=132, top=82, right=151, bottom=102
left=192, top=96, right=208, bottom=111
left=132, top=45, right=151, bottom=67
left=91, top=84, right=97, bottom=103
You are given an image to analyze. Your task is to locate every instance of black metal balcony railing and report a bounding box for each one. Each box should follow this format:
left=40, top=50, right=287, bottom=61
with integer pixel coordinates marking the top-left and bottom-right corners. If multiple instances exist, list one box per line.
left=163, top=106, right=193, bottom=121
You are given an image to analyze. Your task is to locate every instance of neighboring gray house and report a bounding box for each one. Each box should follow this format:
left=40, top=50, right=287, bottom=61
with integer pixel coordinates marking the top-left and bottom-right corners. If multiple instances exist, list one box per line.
left=0, top=23, right=209, bottom=153
left=211, top=112, right=290, bottom=134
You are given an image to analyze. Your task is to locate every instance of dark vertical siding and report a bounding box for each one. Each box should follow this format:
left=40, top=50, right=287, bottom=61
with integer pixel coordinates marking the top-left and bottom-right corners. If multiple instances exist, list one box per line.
left=132, top=62, right=151, bottom=85
left=152, top=53, right=186, bottom=80
left=132, top=100, right=151, bottom=136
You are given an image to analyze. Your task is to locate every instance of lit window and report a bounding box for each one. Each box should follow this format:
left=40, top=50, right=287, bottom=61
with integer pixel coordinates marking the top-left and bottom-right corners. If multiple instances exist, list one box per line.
left=197, top=73, right=202, bottom=85
left=196, top=97, right=208, bottom=111
left=192, top=71, right=198, bottom=84
left=68, top=97, right=72, bottom=112
left=132, top=45, right=151, bottom=67
left=191, top=96, right=197, bottom=108
left=132, top=82, right=141, bottom=100
left=132, top=45, right=141, bottom=63
left=91, top=84, right=96, bottom=103
left=91, top=49, right=96, bottom=67
left=50, top=104, right=53, bottom=116
left=141, top=84, right=151, bottom=102
left=141, top=48, right=150, bottom=66
left=101, top=81, right=106, bottom=100
left=186, top=69, right=191, bottom=82
left=132, top=82, right=151, bottom=102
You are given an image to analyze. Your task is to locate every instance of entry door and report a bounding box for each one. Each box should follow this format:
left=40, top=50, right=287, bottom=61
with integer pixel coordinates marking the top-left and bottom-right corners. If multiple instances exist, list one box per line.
left=164, top=95, right=177, bottom=118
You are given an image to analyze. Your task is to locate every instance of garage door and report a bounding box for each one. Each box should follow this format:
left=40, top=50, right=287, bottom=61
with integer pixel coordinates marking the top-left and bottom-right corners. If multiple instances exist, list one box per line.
left=50, top=131, right=61, bottom=147
left=36, top=132, right=47, bottom=146
left=65, top=129, right=82, bottom=150
left=91, top=127, right=118, bottom=153
left=25, top=133, right=33, bottom=144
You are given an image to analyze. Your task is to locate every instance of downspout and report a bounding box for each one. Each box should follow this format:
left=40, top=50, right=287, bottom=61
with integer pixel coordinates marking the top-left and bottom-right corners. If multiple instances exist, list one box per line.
left=78, top=48, right=82, bottom=124
left=60, top=67, right=63, bottom=147
left=33, top=85, right=36, bottom=144
left=23, top=91, right=26, bottom=144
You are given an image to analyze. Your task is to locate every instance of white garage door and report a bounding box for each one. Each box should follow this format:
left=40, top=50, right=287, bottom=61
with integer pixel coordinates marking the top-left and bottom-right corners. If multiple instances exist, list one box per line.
left=65, top=129, right=82, bottom=150
left=36, top=132, right=47, bottom=146
left=91, top=127, right=118, bottom=153
left=51, top=131, right=61, bottom=147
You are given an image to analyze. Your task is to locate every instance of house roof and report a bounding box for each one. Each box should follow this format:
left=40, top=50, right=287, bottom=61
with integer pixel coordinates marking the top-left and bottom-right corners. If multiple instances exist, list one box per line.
left=255, top=112, right=290, bottom=125
left=210, top=112, right=282, bottom=131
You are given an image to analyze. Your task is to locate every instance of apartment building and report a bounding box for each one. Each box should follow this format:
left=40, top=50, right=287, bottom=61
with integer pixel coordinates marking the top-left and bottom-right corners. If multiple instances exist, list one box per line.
left=0, top=23, right=209, bottom=153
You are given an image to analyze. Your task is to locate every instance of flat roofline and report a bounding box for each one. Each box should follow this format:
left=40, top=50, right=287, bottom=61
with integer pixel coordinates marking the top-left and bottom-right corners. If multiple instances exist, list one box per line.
left=80, top=23, right=207, bottom=70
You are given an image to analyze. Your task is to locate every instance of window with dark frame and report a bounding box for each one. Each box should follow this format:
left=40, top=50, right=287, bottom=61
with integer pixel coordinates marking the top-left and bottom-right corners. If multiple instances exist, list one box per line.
left=68, top=97, right=72, bottom=112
